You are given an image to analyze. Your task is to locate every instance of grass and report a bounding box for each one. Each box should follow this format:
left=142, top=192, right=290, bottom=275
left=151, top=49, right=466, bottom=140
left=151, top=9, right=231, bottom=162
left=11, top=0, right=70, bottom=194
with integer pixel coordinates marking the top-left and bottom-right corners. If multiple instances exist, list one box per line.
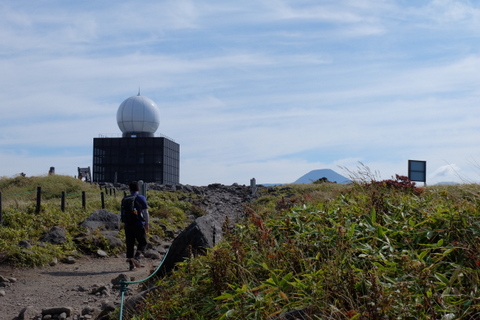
left=134, top=179, right=480, bottom=320
left=4, top=174, right=480, bottom=319
left=0, top=175, right=203, bottom=267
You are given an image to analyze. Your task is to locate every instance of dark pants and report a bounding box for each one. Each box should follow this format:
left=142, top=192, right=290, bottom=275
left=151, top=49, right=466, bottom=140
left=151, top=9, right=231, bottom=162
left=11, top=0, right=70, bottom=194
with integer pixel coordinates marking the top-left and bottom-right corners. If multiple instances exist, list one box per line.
left=124, top=224, right=147, bottom=259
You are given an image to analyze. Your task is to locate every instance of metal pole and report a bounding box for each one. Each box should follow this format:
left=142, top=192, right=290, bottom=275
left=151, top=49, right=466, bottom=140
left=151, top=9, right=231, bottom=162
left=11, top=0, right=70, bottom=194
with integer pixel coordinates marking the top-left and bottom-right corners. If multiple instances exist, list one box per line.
left=101, top=192, right=105, bottom=209
left=61, top=191, right=66, bottom=212
left=82, top=191, right=86, bottom=210
left=36, top=186, right=41, bottom=214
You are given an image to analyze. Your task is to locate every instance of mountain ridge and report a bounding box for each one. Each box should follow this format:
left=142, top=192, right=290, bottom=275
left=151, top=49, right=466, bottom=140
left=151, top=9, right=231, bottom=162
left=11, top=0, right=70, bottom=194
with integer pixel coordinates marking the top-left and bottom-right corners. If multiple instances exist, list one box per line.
left=293, top=169, right=350, bottom=184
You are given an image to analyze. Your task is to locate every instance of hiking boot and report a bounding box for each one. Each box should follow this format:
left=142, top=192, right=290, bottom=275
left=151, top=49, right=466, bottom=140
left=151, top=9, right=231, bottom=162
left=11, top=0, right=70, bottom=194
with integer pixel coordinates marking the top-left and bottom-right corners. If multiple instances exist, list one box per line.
left=134, top=252, right=144, bottom=267
left=133, top=258, right=143, bottom=268
left=128, top=259, right=135, bottom=271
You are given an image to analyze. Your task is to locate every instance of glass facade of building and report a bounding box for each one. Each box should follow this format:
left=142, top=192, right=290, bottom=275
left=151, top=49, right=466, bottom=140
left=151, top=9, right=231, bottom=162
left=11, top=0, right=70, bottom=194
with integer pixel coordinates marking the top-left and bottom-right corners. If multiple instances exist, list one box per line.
left=93, top=137, right=180, bottom=184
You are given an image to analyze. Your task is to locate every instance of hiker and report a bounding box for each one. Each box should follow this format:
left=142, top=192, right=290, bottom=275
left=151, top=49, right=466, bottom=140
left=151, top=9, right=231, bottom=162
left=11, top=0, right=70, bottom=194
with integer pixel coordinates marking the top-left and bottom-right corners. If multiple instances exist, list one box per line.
left=121, top=181, right=149, bottom=270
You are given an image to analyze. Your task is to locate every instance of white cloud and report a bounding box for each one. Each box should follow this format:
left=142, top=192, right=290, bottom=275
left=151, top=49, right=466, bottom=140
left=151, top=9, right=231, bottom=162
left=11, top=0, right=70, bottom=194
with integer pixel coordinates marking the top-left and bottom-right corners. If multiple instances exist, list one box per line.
left=426, top=0, right=480, bottom=24
left=2, top=1, right=480, bottom=185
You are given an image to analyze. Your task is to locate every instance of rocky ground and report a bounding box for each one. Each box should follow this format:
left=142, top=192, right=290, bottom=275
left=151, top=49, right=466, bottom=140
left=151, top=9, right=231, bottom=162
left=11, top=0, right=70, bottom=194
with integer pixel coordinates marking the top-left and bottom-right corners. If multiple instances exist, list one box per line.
left=0, top=254, right=158, bottom=320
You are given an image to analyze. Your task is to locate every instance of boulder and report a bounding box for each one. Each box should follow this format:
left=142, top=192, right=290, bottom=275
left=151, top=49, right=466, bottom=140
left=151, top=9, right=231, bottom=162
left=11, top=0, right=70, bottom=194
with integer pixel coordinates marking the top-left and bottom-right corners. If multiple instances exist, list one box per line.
left=97, top=249, right=108, bottom=257
left=96, top=300, right=116, bottom=320
left=18, top=240, right=32, bottom=248
left=17, top=306, right=41, bottom=320
left=143, top=249, right=161, bottom=259
left=41, top=307, right=73, bottom=318
left=79, top=209, right=120, bottom=231
left=39, top=226, right=66, bottom=245
left=154, top=183, right=254, bottom=278
left=158, top=215, right=220, bottom=277
left=102, top=231, right=123, bottom=248
left=61, top=256, right=76, bottom=264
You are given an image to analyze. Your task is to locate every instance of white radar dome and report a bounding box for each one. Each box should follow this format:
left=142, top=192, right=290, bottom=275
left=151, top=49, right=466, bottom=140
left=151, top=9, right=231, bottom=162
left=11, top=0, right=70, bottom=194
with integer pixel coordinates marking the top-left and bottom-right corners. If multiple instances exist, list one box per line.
left=116, top=93, right=160, bottom=137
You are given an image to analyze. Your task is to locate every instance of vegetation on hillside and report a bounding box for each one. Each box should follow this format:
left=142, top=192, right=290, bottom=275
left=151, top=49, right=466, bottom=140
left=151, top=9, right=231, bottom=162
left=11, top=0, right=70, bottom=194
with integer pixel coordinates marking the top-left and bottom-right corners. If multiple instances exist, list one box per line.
left=133, top=177, right=480, bottom=320
left=0, top=175, right=201, bottom=267
left=3, top=173, right=480, bottom=319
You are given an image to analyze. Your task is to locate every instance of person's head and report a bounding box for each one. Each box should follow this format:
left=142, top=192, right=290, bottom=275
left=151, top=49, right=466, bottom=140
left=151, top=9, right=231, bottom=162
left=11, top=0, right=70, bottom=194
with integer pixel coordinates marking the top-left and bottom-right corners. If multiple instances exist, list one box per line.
left=129, top=181, right=139, bottom=192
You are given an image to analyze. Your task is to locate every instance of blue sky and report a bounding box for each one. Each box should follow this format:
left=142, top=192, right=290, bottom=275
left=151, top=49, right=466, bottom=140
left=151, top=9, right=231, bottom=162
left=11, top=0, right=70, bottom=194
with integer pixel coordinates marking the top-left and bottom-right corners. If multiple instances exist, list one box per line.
left=2, top=0, right=480, bottom=185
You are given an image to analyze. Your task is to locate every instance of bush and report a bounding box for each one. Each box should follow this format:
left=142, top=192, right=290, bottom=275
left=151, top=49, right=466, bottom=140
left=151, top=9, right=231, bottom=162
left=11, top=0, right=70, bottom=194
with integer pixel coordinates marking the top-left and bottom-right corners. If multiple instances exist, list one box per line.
left=140, top=182, right=480, bottom=319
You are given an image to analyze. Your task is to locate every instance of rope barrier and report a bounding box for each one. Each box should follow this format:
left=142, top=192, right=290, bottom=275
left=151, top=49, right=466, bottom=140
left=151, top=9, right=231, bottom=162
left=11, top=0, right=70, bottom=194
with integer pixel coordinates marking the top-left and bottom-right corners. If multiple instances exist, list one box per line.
left=118, top=248, right=170, bottom=320
left=2, top=191, right=36, bottom=197
left=1, top=190, right=117, bottom=198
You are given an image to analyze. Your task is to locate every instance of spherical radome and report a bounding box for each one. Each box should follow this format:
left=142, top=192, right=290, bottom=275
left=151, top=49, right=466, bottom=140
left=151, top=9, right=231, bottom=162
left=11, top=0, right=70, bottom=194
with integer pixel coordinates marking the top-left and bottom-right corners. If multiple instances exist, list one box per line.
left=116, top=94, right=160, bottom=134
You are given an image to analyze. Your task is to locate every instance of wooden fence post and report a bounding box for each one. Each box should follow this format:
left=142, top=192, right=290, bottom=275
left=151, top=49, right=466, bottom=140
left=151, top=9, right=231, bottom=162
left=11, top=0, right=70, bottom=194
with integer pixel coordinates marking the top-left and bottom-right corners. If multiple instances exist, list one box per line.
left=101, top=192, right=105, bottom=209
left=82, top=191, right=86, bottom=210
left=36, top=186, right=42, bottom=214
left=61, top=191, right=66, bottom=212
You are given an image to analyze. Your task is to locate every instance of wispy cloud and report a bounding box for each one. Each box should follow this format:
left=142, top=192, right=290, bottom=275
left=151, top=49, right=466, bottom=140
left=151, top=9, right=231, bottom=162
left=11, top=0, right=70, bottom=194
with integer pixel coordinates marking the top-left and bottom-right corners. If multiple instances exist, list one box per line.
left=1, top=0, right=480, bottom=185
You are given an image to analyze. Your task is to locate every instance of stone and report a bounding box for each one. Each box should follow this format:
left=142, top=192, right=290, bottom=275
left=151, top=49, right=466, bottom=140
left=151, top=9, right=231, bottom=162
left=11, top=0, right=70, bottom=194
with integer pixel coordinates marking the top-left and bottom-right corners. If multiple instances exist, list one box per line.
left=143, top=249, right=161, bottom=259
left=39, top=226, right=67, bottom=244
left=17, top=306, right=41, bottom=320
left=79, top=210, right=120, bottom=231
left=111, top=274, right=128, bottom=287
left=150, top=234, right=162, bottom=244
left=100, top=300, right=115, bottom=312
left=49, top=257, right=58, bottom=266
left=18, top=240, right=32, bottom=248
left=146, top=183, right=255, bottom=278
left=97, top=249, right=108, bottom=257
left=95, top=301, right=116, bottom=320
left=0, top=289, right=5, bottom=296
left=77, top=285, right=88, bottom=292
left=158, top=215, right=220, bottom=277
left=41, top=307, right=73, bottom=317
left=155, top=245, right=167, bottom=254
left=61, top=256, right=76, bottom=264
left=90, top=285, right=110, bottom=296
left=102, top=233, right=123, bottom=248
left=82, top=306, right=94, bottom=315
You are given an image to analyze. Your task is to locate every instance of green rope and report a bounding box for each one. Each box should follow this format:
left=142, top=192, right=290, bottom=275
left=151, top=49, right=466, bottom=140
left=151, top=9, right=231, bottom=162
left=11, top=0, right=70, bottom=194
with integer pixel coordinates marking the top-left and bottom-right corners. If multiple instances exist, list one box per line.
left=2, top=191, right=36, bottom=197
left=118, top=248, right=170, bottom=320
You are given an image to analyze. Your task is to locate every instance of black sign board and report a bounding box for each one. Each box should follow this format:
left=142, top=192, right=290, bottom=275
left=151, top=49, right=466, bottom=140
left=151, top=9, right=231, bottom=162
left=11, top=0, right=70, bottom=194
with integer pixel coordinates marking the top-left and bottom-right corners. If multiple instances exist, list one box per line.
left=408, top=160, right=426, bottom=182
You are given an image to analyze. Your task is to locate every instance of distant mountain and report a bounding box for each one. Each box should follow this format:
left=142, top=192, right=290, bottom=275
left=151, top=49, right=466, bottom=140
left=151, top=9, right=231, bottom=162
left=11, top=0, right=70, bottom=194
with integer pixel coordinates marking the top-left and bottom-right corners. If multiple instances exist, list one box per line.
left=434, top=181, right=459, bottom=185
left=293, top=169, right=351, bottom=184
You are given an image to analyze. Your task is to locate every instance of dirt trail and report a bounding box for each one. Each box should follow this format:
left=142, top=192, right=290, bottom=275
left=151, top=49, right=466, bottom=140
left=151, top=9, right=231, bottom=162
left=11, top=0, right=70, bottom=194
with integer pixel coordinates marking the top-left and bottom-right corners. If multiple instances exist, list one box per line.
left=0, top=255, right=156, bottom=320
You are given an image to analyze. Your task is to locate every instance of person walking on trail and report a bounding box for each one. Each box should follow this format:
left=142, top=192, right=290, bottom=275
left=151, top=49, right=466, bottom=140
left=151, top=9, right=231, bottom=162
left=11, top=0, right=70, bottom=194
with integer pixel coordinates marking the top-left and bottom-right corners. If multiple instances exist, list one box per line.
left=121, top=181, right=149, bottom=271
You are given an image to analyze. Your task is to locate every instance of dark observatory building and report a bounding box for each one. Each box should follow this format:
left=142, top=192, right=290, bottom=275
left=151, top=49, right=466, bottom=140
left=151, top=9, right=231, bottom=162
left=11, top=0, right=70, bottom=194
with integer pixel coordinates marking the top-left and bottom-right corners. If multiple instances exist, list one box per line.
left=93, top=93, right=180, bottom=184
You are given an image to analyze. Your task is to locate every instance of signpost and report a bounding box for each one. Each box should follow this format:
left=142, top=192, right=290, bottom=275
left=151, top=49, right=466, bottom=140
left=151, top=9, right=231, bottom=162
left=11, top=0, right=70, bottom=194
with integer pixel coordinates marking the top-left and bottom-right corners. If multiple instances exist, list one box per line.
left=408, top=160, right=427, bottom=185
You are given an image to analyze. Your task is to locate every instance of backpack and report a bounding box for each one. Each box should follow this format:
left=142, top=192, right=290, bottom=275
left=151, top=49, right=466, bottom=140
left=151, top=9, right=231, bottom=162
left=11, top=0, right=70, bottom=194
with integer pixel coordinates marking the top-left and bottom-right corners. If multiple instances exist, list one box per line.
left=120, top=194, right=143, bottom=223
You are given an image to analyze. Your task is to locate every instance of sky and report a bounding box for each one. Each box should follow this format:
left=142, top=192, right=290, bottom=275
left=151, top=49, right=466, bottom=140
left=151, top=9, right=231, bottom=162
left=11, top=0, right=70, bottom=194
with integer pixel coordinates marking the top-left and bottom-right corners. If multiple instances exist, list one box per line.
left=2, top=0, right=480, bottom=186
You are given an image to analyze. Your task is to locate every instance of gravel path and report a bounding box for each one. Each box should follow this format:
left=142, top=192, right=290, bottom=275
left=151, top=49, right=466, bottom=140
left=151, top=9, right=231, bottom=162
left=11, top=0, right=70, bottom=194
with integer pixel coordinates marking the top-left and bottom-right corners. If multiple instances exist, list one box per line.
left=0, top=255, right=156, bottom=320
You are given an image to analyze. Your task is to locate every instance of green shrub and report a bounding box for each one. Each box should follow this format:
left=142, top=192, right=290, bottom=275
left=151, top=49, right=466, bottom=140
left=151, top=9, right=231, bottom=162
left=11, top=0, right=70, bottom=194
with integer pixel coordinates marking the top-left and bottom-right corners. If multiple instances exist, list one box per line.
left=139, top=182, right=480, bottom=320
left=0, top=175, right=191, bottom=267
